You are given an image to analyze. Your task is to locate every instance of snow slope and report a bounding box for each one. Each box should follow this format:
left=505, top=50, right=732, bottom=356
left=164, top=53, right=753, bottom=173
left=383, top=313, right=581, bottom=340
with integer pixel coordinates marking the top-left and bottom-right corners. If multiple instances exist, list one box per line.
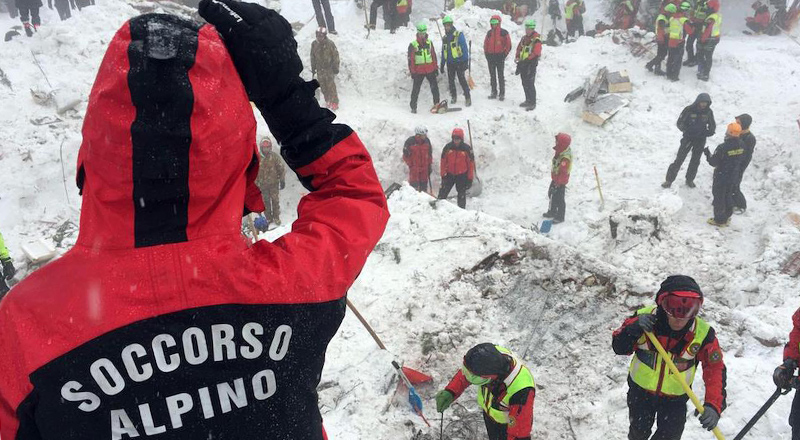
left=1, top=0, right=800, bottom=439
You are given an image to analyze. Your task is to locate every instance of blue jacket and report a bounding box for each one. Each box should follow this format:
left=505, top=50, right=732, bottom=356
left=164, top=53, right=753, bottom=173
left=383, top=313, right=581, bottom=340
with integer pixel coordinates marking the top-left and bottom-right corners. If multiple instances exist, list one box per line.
left=440, top=28, right=469, bottom=67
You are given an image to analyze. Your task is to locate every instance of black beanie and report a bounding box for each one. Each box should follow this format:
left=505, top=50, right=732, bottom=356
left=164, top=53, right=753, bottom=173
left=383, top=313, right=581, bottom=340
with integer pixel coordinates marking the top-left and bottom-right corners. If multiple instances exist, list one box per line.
left=656, top=275, right=703, bottom=301
left=464, top=343, right=508, bottom=376
left=737, top=114, right=753, bottom=130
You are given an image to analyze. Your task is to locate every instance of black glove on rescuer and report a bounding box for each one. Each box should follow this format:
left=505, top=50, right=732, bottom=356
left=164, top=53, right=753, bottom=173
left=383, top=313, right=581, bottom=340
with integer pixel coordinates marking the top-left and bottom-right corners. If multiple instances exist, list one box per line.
left=199, top=0, right=343, bottom=172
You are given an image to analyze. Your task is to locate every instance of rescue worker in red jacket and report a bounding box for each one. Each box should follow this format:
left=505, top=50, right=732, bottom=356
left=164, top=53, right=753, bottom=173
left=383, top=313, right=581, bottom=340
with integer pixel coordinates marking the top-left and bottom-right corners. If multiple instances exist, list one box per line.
left=774, top=308, right=800, bottom=439
left=646, top=4, right=673, bottom=75
left=683, top=0, right=707, bottom=66
left=666, top=1, right=693, bottom=81
left=565, top=0, right=586, bottom=38
left=613, top=275, right=726, bottom=440
left=403, top=126, right=433, bottom=192
left=435, top=343, right=536, bottom=440
left=542, top=133, right=572, bottom=224
left=396, top=0, right=412, bottom=27
left=514, top=19, right=542, bottom=110
left=484, top=14, right=512, bottom=101
left=0, top=3, right=390, bottom=440
left=408, top=22, right=440, bottom=114
left=503, top=0, right=524, bottom=24
left=438, top=128, right=474, bottom=209
left=746, top=1, right=771, bottom=33
left=614, top=0, right=636, bottom=29
left=695, top=0, right=720, bottom=81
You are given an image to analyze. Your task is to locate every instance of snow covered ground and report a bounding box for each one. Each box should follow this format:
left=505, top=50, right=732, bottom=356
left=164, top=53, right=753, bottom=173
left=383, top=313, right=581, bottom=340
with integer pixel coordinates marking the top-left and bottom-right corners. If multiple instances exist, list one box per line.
left=1, top=0, right=799, bottom=439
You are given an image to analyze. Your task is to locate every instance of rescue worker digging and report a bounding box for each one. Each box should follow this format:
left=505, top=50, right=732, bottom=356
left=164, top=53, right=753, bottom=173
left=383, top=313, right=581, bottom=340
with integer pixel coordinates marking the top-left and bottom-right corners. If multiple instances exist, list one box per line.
left=310, top=26, right=340, bottom=110
left=440, top=16, right=471, bottom=107
left=515, top=19, right=542, bottom=110
left=662, top=93, right=715, bottom=189
left=773, top=307, right=800, bottom=440
left=255, top=138, right=285, bottom=227
left=436, top=343, right=535, bottom=440
left=646, top=4, right=672, bottom=76
left=613, top=275, right=727, bottom=440
left=403, top=126, right=433, bottom=192
left=484, top=15, right=512, bottom=101
left=408, top=22, right=440, bottom=114
left=438, top=128, right=475, bottom=209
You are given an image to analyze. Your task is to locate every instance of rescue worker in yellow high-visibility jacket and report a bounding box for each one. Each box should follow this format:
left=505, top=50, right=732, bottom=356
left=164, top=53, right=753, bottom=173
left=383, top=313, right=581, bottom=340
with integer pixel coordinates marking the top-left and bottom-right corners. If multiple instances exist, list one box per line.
left=696, top=0, right=721, bottom=81
left=613, top=275, right=726, bottom=439
left=436, top=344, right=536, bottom=440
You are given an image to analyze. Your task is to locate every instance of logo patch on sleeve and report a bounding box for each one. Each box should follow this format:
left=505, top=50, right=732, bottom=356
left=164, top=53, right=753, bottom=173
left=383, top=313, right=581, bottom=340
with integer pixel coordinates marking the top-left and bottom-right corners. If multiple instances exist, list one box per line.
left=709, top=350, right=722, bottom=363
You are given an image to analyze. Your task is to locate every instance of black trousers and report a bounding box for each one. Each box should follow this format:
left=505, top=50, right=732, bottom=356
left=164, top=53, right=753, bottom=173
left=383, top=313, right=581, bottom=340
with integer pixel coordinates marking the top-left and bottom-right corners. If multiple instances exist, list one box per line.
left=666, top=42, right=685, bottom=80
left=628, top=384, right=688, bottom=440
left=548, top=182, right=566, bottom=221
left=712, top=177, right=735, bottom=224
left=483, top=413, right=507, bottom=440
left=410, top=181, right=427, bottom=192
left=731, top=158, right=750, bottom=210
left=567, top=15, right=584, bottom=37
left=487, top=54, right=506, bottom=97
left=685, top=23, right=702, bottom=61
left=438, top=173, right=469, bottom=209
left=0, top=277, right=8, bottom=297
left=370, top=0, right=396, bottom=30
left=18, top=5, right=40, bottom=25
left=697, top=39, right=718, bottom=77
left=647, top=42, right=668, bottom=69
left=54, top=0, right=71, bottom=20
left=410, top=72, right=440, bottom=111
left=665, top=136, right=706, bottom=184
left=312, top=0, right=336, bottom=32
left=446, top=62, right=470, bottom=100
left=791, top=390, right=800, bottom=440
left=746, top=21, right=766, bottom=33
left=519, top=60, right=538, bottom=105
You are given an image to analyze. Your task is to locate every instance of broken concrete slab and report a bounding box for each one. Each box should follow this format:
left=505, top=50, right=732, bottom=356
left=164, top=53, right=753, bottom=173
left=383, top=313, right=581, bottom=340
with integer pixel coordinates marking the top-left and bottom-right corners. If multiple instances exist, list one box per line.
left=582, top=94, right=629, bottom=126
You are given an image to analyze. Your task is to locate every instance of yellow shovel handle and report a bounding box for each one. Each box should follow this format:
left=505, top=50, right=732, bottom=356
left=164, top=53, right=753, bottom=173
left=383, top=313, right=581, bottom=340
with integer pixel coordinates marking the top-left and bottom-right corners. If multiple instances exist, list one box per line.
left=644, top=332, right=726, bottom=440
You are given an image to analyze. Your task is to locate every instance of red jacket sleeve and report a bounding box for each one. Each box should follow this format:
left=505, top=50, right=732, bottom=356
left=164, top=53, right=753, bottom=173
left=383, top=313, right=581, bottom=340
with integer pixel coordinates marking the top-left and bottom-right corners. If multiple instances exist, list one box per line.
left=408, top=44, right=415, bottom=73
left=467, top=147, right=475, bottom=181
left=701, top=18, right=714, bottom=42
left=656, top=22, right=666, bottom=42
left=444, top=369, right=472, bottom=399
left=250, top=132, right=389, bottom=303
left=696, top=328, right=726, bottom=414
left=503, top=32, right=512, bottom=56
left=785, top=308, right=800, bottom=363
left=533, top=40, right=542, bottom=58
left=507, top=388, right=535, bottom=440
left=484, top=31, right=491, bottom=53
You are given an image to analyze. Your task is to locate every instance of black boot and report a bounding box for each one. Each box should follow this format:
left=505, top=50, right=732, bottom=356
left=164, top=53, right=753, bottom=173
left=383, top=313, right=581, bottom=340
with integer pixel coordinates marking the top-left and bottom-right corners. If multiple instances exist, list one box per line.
left=465, top=96, right=471, bottom=107
left=488, top=92, right=497, bottom=99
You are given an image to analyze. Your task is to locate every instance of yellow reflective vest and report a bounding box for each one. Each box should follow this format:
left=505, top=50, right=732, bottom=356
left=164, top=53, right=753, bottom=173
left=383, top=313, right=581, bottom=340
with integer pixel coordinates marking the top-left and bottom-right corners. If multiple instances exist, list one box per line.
left=628, top=306, right=711, bottom=397
left=565, top=0, right=582, bottom=20
left=476, top=346, right=536, bottom=424
left=705, top=12, right=721, bottom=38
left=0, top=232, right=9, bottom=261
left=669, top=15, right=688, bottom=41
left=552, top=148, right=573, bottom=175
left=519, top=35, right=542, bottom=60
left=412, top=40, right=434, bottom=65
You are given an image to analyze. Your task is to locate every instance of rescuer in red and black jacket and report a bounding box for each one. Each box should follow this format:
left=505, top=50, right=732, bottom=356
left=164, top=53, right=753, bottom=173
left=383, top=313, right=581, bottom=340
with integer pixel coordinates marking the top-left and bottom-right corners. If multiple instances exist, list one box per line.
left=483, top=15, right=512, bottom=100
left=0, top=2, right=389, bottom=440
left=437, top=128, right=474, bottom=210
left=542, top=133, right=572, bottom=224
left=613, top=275, right=726, bottom=439
left=774, top=308, right=800, bottom=438
left=746, top=1, right=771, bottom=33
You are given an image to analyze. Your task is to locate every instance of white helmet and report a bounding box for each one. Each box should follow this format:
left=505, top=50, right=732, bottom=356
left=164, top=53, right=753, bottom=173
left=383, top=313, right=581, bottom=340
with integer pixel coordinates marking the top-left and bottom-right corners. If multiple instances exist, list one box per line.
left=317, top=27, right=328, bottom=35
left=414, top=126, right=428, bottom=135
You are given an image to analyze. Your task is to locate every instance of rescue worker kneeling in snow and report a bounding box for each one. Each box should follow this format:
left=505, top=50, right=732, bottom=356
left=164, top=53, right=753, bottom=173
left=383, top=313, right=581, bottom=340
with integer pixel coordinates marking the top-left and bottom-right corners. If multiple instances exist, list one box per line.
left=746, top=1, right=771, bottom=33
left=773, top=307, right=800, bottom=439
left=0, top=2, right=389, bottom=440
left=613, top=275, right=726, bottom=439
left=436, top=343, right=535, bottom=440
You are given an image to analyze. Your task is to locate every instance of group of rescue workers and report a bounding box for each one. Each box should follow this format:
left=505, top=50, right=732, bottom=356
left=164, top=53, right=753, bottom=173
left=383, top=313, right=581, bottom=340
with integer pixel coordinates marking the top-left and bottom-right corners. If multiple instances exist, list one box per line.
left=402, top=126, right=572, bottom=222
left=660, top=93, right=757, bottom=227
left=432, top=275, right=800, bottom=440
left=646, top=0, right=722, bottom=81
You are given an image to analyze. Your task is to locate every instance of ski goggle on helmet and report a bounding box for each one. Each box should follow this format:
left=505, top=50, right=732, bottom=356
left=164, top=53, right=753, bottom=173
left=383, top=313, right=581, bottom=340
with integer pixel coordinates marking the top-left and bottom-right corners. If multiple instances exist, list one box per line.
left=461, top=365, right=493, bottom=385
left=658, top=291, right=703, bottom=319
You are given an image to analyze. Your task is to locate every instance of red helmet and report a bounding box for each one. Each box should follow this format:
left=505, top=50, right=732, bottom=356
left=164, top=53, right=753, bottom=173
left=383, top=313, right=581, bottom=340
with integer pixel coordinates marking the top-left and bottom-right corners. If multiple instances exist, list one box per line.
left=707, top=0, right=720, bottom=12
left=452, top=128, right=465, bottom=139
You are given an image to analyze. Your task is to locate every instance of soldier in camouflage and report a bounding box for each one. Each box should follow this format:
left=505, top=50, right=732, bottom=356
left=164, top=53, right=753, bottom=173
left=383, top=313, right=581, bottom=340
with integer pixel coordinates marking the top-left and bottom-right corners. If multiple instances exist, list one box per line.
left=255, top=138, right=286, bottom=226
left=310, top=27, right=340, bottom=110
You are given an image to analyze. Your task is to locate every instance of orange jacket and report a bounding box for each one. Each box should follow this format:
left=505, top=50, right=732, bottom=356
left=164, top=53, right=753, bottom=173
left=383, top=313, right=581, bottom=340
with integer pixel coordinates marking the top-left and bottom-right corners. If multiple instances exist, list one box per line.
left=440, top=142, right=475, bottom=180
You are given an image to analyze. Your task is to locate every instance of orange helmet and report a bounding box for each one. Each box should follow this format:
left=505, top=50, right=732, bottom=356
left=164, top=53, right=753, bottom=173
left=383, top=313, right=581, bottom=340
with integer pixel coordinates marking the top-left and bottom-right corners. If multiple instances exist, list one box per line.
left=726, top=122, right=742, bottom=138
left=452, top=128, right=465, bottom=139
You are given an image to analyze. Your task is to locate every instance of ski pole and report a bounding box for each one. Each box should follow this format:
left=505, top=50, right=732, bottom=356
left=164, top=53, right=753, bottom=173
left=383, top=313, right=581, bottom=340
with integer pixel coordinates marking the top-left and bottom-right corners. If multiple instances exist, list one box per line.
left=593, top=165, right=605, bottom=210
left=732, top=385, right=793, bottom=440
left=644, top=332, right=726, bottom=440
left=439, top=411, right=444, bottom=440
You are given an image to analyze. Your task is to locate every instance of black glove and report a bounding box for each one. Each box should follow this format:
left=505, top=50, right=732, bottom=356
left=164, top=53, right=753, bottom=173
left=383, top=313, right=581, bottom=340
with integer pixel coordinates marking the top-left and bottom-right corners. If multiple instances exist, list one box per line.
left=637, top=314, right=656, bottom=333
left=1, top=259, right=15, bottom=280
left=198, top=0, right=301, bottom=109
left=697, top=404, right=720, bottom=431
left=774, top=359, right=798, bottom=389
left=279, top=180, right=286, bottom=190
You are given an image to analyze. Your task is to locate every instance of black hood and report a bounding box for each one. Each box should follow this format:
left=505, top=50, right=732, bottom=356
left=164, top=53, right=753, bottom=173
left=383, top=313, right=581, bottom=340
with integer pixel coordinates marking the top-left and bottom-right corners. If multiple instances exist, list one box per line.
left=694, top=93, right=712, bottom=106
left=737, top=113, right=753, bottom=130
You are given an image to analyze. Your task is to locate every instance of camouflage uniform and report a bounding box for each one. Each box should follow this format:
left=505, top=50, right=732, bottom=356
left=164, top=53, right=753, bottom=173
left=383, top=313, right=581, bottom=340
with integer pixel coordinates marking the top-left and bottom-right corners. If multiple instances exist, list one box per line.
left=311, top=36, right=340, bottom=105
left=255, top=151, right=286, bottom=224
